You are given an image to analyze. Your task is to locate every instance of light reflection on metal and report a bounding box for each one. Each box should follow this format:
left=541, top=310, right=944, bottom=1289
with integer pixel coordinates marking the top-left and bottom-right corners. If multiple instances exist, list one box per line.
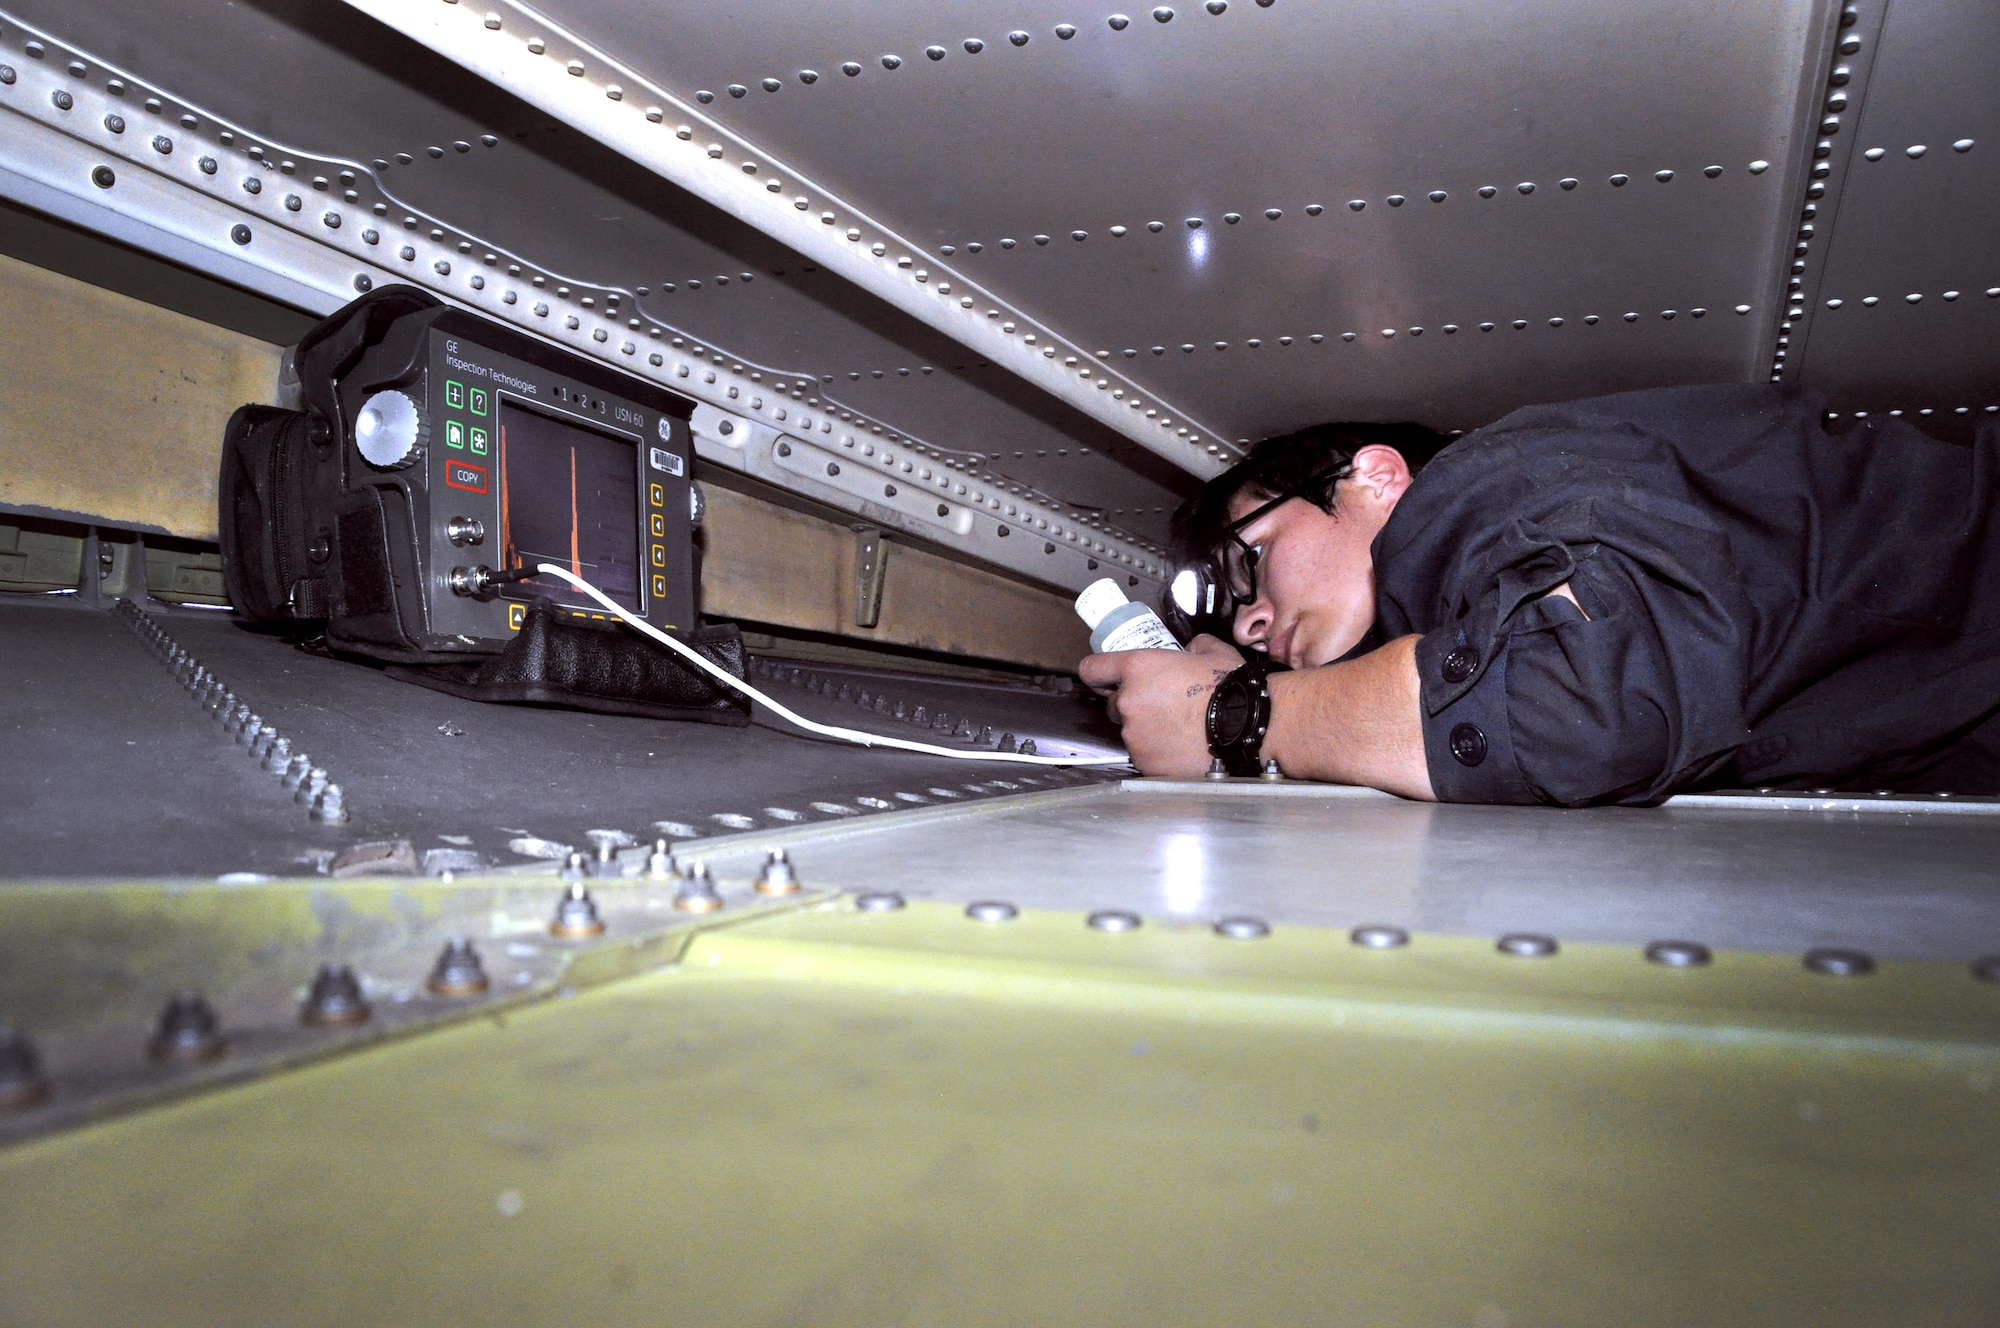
left=1161, top=830, right=1207, bottom=914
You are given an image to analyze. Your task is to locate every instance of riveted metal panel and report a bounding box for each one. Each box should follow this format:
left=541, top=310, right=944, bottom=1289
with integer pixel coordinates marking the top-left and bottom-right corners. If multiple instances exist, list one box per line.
left=0, top=1, right=1183, bottom=592
left=1786, top=0, right=2000, bottom=419
left=375, top=0, right=1832, bottom=441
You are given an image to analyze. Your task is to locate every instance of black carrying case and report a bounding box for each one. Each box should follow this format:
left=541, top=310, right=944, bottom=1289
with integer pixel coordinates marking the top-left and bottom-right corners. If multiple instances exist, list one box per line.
left=218, top=287, right=747, bottom=726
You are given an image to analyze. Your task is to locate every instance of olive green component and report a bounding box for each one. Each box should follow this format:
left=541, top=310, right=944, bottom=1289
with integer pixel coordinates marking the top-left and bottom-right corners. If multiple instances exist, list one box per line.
left=0, top=520, right=83, bottom=592
left=144, top=541, right=229, bottom=605
left=2, top=898, right=1996, bottom=1325
left=0, top=876, right=827, bottom=1142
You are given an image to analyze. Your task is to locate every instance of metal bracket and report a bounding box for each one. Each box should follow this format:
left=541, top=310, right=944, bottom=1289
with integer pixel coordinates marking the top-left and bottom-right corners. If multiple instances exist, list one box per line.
left=854, top=528, right=888, bottom=628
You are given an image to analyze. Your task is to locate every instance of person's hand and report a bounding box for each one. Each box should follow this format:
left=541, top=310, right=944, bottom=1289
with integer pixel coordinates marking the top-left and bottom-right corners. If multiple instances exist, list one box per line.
left=1077, top=635, right=1246, bottom=776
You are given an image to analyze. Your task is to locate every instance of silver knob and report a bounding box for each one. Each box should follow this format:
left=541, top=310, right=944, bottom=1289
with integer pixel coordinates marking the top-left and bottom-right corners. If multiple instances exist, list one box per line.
left=447, top=516, right=486, bottom=546
left=354, top=389, right=423, bottom=469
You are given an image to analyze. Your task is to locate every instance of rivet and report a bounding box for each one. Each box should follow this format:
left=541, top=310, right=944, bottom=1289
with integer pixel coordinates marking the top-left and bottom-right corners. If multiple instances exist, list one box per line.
left=1644, top=940, right=1712, bottom=968
left=0, top=1026, right=50, bottom=1108
left=149, top=992, right=225, bottom=1061
left=1804, top=948, right=1874, bottom=977
left=1108, top=14, right=1131, bottom=29
left=1862, top=295, right=1879, bottom=306
left=1224, top=211, right=1242, bottom=223
left=1304, top=204, right=1323, bottom=215
left=1735, top=304, right=1752, bottom=314
left=1609, top=173, right=1629, bottom=186
left=1906, top=144, right=1926, bottom=158
left=51, top=89, right=74, bottom=111
left=964, top=37, right=986, bottom=52
left=1517, top=181, right=1535, bottom=194
left=104, top=113, right=127, bottom=134
left=1497, top=933, right=1558, bottom=958
left=1623, top=311, right=1639, bottom=322
left=1009, top=30, right=1031, bottom=45
left=1207, top=0, right=1228, bottom=11
left=1153, top=6, right=1175, bottom=20
left=1661, top=309, right=1677, bottom=319
left=1072, top=229, right=1088, bottom=240
left=1511, top=319, right=1527, bottom=330
left=761, top=77, right=781, bottom=91
left=1211, top=916, right=1271, bottom=941
left=1347, top=199, right=1365, bottom=211
left=841, top=61, right=861, bottom=75
left=426, top=939, right=490, bottom=996
left=675, top=861, right=724, bottom=912
left=1953, top=139, right=1975, bottom=153
left=755, top=848, right=800, bottom=895
left=1350, top=924, right=1409, bottom=949
left=881, top=54, right=902, bottom=69
left=966, top=900, right=1018, bottom=922
left=856, top=891, right=906, bottom=912
left=300, top=964, right=371, bottom=1025
left=1185, top=216, right=1202, bottom=228
left=550, top=881, right=606, bottom=936
left=1944, top=290, right=1960, bottom=301
left=727, top=83, right=746, bottom=97
left=1478, top=185, right=1497, bottom=198
left=1558, top=177, right=1578, bottom=190
left=90, top=165, right=115, bottom=188
left=1088, top=909, right=1142, bottom=932
left=1703, top=164, right=1723, bottom=178
left=1056, top=23, right=1077, bottom=38
left=1906, top=293, right=1922, bottom=303
left=925, top=45, right=946, bottom=60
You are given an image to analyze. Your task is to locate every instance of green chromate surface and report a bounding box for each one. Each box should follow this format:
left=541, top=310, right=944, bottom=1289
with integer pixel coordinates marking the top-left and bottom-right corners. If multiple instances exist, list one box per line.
left=2, top=898, right=1997, bottom=1326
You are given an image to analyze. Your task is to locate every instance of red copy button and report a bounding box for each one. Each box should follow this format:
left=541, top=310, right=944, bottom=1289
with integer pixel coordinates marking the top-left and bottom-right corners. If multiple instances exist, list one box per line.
left=444, top=461, right=489, bottom=493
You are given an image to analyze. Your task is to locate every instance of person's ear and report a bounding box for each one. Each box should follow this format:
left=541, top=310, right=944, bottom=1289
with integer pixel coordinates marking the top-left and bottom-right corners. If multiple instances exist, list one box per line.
left=1348, top=445, right=1413, bottom=506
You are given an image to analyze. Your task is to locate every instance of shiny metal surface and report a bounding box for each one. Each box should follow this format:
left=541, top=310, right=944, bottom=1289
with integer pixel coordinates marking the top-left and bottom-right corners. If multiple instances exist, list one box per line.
left=680, top=779, right=2000, bottom=961
left=385, top=0, right=1830, bottom=440
left=0, top=1, right=1182, bottom=588
left=1788, top=0, right=2000, bottom=416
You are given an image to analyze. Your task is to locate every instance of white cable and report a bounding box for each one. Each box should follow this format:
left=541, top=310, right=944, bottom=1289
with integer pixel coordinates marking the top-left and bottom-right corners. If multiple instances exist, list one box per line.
left=534, top=564, right=1132, bottom=768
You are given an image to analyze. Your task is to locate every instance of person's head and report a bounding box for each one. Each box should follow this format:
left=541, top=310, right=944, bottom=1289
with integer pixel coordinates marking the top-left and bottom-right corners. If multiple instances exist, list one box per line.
left=1168, top=421, right=1451, bottom=667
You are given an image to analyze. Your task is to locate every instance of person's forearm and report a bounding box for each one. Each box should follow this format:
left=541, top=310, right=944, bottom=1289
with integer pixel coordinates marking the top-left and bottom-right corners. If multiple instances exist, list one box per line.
left=1260, top=634, right=1436, bottom=800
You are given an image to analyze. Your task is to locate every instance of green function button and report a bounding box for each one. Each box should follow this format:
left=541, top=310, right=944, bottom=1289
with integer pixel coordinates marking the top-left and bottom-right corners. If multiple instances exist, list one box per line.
left=445, top=421, right=465, bottom=449
left=469, top=388, right=488, bottom=416
left=469, top=427, right=488, bottom=455
left=445, top=380, right=465, bottom=410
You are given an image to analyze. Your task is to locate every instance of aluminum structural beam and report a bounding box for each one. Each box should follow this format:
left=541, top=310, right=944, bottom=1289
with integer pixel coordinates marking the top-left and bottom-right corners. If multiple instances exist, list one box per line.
left=0, top=10, right=1175, bottom=596
left=342, top=0, right=1240, bottom=479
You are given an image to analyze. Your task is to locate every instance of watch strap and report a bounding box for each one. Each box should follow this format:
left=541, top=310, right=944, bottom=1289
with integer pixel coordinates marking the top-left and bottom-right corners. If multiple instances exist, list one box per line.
left=1205, top=656, right=1280, bottom=777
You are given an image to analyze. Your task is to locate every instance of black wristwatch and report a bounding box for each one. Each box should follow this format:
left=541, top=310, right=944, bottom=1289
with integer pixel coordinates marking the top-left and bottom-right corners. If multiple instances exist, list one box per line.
left=1206, top=655, right=1286, bottom=777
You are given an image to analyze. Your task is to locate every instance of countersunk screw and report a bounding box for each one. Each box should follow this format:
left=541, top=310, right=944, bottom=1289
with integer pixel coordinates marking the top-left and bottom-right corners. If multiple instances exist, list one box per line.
left=755, top=848, right=799, bottom=895
left=1804, top=947, right=1874, bottom=977
left=1497, top=933, right=1559, bottom=958
left=674, top=861, right=723, bottom=913
left=1350, top=924, right=1408, bottom=949
left=426, top=938, right=490, bottom=996
left=550, top=881, right=606, bottom=937
left=1644, top=940, right=1713, bottom=968
left=0, top=1026, right=51, bottom=1108
left=642, top=838, right=678, bottom=881
left=148, top=992, right=225, bottom=1061
left=311, top=783, right=349, bottom=824
left=1215, top=916, right=1271, bottom=940
left=300, top=963, right=370, bottom=1025
left=855, top=891, right=905, bottom=912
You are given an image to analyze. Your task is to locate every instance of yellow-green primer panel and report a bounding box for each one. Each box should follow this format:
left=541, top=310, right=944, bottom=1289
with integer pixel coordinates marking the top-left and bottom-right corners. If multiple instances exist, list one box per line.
left=2, top=901, right=1997, bottom=1326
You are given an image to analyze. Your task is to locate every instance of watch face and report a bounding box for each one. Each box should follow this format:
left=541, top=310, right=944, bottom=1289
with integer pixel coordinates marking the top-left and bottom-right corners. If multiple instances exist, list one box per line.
left=1212, top=681, right=1255, bottom=744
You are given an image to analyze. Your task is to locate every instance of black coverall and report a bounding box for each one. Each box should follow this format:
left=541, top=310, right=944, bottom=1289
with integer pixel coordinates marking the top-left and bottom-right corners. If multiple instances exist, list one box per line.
left=1373, top=384, right=2000, bottom=804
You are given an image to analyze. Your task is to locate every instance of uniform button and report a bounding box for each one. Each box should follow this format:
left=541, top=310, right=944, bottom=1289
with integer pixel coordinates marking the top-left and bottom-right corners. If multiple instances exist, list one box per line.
left=1441, top=647, right=1480, bottom=683
left=1449, top=723, right=1488, bottom=767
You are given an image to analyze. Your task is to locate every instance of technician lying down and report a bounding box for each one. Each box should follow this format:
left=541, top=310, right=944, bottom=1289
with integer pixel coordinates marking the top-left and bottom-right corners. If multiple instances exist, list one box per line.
left=1080, top=383, right=2000, bottom=804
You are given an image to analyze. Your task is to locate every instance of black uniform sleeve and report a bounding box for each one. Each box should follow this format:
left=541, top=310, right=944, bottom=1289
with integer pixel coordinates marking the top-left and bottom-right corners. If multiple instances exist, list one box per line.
left=1413, top=518, right=1751, bottom=806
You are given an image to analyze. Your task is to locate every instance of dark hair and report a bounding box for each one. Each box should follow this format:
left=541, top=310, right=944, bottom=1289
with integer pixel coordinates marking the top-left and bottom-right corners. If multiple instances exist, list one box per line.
left=1170, top=421, right=1453, bottom=563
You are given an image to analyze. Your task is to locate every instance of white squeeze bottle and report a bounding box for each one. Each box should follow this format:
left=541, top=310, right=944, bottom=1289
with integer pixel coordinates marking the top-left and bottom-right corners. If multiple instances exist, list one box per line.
left=1075, top=577, right=1183, bottom=652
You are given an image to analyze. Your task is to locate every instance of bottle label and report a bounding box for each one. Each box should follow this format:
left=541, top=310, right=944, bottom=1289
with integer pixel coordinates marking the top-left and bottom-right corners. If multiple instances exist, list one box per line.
left=1098, top=614, right=1182, bottom=653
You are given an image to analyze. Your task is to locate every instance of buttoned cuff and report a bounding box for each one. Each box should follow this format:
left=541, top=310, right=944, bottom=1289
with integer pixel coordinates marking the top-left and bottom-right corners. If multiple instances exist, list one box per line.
left=1415, top=624, right=1537, bottom=804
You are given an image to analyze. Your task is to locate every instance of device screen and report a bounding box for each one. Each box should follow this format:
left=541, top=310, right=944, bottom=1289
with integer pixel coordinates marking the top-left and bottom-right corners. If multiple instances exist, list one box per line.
left=496, top=401, right=643, bottom=611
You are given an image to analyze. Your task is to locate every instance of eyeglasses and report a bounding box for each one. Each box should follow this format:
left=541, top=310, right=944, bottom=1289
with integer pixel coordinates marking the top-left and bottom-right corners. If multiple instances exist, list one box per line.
left=1168, top=470, right=1343, bottom=631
